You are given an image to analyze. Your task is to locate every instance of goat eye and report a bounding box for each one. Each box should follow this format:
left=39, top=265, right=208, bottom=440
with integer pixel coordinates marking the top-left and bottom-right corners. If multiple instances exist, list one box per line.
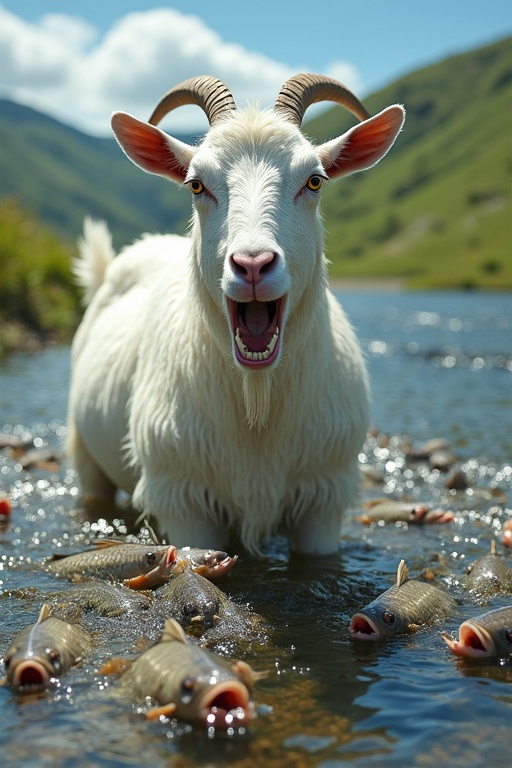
left=306, top=175, right=323, bottom=192
left=189, top=180, right=204, bottom=195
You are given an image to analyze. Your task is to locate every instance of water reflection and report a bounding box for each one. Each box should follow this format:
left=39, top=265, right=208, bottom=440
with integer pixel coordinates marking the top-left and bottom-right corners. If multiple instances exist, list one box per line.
left=0, top=292, right=511, bottom=767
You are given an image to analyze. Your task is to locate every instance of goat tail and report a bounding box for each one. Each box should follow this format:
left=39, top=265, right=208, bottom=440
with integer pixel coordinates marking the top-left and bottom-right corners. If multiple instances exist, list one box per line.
left=73, top=217, right=115, bottom=305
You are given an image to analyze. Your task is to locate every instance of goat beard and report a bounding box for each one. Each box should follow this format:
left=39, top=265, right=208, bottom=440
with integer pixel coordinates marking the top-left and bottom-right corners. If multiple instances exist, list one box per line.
left=241, top=366, right=275, bottom=430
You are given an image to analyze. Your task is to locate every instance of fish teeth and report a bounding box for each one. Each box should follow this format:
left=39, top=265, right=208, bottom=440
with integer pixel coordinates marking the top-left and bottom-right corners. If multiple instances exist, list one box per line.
left=234, top=327, right=279, bottom=361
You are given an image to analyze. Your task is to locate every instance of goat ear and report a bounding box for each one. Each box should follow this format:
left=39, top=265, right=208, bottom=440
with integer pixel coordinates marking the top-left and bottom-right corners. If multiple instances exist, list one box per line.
left=111, top=112, right=196, bottom=183
left=318, top=105, right=405, bottom=179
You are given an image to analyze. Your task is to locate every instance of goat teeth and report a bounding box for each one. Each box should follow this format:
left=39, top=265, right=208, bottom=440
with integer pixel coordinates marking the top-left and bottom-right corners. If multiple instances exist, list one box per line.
left=266, top=332, right=279, bottom=355
left=234, top=326, right=280, bottom=361
left=235, top=328, right=248, bottom=355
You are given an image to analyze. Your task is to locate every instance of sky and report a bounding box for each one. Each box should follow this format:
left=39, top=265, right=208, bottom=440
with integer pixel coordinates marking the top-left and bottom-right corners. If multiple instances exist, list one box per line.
left=0, top=1, right=510, bottom=136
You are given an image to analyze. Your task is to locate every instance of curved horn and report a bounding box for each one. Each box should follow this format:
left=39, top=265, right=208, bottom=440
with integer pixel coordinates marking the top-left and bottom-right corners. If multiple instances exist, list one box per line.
left=274, top=73, right=370, bottom=126
left=148, top=75, right=236, bottom=127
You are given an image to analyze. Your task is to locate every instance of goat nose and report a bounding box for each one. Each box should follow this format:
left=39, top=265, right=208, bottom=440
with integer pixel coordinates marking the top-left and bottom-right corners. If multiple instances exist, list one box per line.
left=230, top=251, right=277, bottom=284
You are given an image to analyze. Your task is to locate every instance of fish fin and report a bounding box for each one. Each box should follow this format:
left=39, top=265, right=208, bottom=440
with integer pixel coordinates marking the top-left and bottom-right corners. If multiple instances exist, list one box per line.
left=357, top=514, right=372, bottom=525
left=92, top=538, right=126, bottom=548
left=490, top=539, right=497, bottom=555
left=100, top=657, right=133, bottom=675
left=232, top=659, right=267, bottom=688
left=0, top=676, right=7, bottom=686
left=47, top=552, right=75, bottom=562
left=124, top=574, right=151, bottom=590
left=37, top=603, right=52, bottom=623
left=146, top=702, right=177, bottom=721
left=162, top=618, right=188, bottom=644
left=407, top=623, right=419, bottom=634
left=396, top=559, right=409, bottom=587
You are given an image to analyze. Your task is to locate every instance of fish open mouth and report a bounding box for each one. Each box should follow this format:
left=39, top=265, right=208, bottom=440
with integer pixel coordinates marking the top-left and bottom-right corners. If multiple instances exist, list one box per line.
left=227, top=297, right=285, bottom=368
left=201, top=681, right=251, bottom=728
left=349, top=613, right=381, bottom=640
left=194, top=554, right=238, bottom=582
left=441, top=623, right=495, bottom=658
left=12, top=660, right=51, bottom=690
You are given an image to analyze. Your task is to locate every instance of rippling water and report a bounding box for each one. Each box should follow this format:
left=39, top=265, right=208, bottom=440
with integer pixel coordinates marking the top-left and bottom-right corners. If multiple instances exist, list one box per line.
left=0, top=291, right=511, bottom=768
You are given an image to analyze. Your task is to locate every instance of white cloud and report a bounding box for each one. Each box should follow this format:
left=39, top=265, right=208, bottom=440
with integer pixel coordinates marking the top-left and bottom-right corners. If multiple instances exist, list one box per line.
left=0, top=6, right=362, bottom=136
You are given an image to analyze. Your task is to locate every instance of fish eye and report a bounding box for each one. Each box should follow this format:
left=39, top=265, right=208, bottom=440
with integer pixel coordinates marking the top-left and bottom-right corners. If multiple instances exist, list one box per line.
left=183, top=602, right=197, bottom=616
left=189, top=179, right=204, bottom=196
left=383, top=610, right=395, bottom=625
left=47, top=648, right=61, bottom=672
left=3, top=654, right=11, bottom=668
left=180, top=676, right=195, bottom=703
left=505, top=629, right=512, bottom=644
left=306, top=175, right=323, bottom=192
left=145, top=551, right=157, bottom=565
left=466, top=564, right=473, bottom=575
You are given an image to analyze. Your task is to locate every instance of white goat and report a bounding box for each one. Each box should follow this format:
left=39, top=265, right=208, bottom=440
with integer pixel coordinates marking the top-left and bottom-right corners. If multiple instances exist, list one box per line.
left=68, top=75, right=404, bottom=555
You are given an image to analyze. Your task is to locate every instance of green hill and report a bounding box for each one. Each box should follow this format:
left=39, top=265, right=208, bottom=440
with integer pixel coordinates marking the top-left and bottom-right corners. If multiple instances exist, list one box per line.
left=305, top=35, right=512, bottom=288
left=0, top=35, right=510, bottom=289
left=0, top=100, right=193, bottom=250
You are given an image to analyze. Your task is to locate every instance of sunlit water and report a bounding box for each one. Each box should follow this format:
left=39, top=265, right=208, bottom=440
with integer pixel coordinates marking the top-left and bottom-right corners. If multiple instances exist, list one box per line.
left=0, top=291, right=511, bottom=768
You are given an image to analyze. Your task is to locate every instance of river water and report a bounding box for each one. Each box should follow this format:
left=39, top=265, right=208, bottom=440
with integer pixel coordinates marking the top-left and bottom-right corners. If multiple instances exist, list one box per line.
left=0, top=290, right=511, bottom=768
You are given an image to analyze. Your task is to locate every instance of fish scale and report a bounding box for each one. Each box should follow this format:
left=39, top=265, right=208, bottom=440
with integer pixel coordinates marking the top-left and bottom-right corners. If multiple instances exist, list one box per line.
left=350, top=560, right=457, bottom=638
left=45, top=541, right=176, bottom=589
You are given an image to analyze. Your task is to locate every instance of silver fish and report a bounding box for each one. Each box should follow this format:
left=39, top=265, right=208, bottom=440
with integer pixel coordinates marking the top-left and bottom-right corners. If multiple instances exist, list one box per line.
left=349, top=560, right=457, bottom=639
left=357, top=500, right=454, bottom=525
left=45, top=539, right=177, bottom=589
left=118, top=618, right=260, bottom=727
left=48, top=580, right=153, bottom=618
left=441, top=606, right=512, bottom=659
left=464, top=540, right=512, bottom=595
left=2, top=604, right=93, bottom=691
left=157, top=568, right=232, bottom=630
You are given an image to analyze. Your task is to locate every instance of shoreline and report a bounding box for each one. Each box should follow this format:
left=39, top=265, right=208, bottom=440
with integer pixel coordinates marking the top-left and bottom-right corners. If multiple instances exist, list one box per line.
left=329, top=277, right=406, bottom=293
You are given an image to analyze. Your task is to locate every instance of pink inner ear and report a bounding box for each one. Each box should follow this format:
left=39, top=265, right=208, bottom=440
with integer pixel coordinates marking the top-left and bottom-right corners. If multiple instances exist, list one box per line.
left=111, top=113, right=188, bottom=182
left=323, top=106, right=405, bottom=179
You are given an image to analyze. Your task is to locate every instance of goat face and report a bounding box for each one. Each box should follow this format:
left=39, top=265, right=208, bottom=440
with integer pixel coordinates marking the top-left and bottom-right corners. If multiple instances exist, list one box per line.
left=111, top=89, right=404, bottom=375
left=187, top=111, right=327, bottom=371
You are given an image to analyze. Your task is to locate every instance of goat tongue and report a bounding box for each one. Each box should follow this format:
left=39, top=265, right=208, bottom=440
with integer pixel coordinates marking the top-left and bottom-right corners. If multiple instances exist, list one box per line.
left=237, top=301, right=276, bottom=352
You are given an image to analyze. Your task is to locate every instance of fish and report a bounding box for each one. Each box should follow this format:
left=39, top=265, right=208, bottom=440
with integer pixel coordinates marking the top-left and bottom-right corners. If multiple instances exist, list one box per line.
left=464, top=540, right=512, bottom=595
left=2, top=604, right=93, bottom=692
left=48, top=580, right=153, bottom=618
left=156, top=568, right=233, bottom=631
left=117, top=618, right=260, bottom=727
left=175, top=546, right=238, bottom=581
left=357, top=500, right=454, bottom=525
left=349, top=559, right=457, bottom=639
left=44, top=539, right=177, bottom=589
left=441, top=606, right=512, bottom=659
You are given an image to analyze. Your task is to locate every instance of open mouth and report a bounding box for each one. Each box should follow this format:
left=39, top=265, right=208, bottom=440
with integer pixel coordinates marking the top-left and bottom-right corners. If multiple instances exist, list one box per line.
left=12, top=660, right=51, bottom=691
left=227, top=297, right=285, bottom=368
left=349, top=613, right=381, bottom=640
left=442, top=623, right=494, bottom=658
left=201, top=681, right=251, bottom=728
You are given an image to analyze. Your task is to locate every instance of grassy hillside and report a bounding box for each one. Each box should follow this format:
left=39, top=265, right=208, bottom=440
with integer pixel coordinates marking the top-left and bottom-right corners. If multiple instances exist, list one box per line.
left=304, top=36, right=512, bottom=288
left=0, top=36, right=510, bottom=298
left=0, top=100, right=192, bottom=250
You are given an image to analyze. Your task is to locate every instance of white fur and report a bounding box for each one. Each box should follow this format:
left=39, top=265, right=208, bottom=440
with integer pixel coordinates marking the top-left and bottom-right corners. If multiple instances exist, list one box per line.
left=68, top=101, right=404, bottom=555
